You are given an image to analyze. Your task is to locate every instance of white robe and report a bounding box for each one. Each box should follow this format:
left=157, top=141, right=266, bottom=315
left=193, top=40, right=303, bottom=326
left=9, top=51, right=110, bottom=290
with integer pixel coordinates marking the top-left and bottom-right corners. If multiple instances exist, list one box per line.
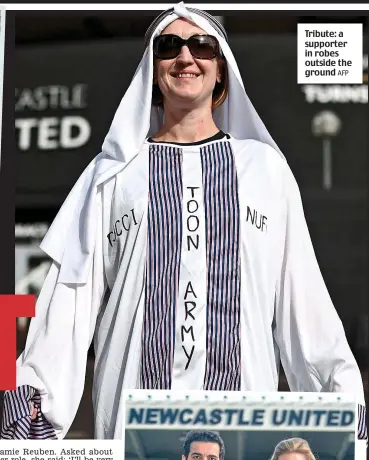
left=16, top=135, right=365, bottom=439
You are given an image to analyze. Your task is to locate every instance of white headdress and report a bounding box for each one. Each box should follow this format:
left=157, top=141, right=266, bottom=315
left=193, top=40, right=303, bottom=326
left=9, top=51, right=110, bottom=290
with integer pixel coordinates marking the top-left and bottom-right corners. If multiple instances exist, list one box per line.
left=41, top=2, right=284, bottom=284
left=102, top=2, right=282, bottom=162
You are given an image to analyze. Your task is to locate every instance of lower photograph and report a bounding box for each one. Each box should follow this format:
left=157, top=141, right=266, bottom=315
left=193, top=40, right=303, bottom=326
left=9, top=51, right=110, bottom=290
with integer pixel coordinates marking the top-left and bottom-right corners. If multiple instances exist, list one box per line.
left=123, top=390, right=357, bottom=460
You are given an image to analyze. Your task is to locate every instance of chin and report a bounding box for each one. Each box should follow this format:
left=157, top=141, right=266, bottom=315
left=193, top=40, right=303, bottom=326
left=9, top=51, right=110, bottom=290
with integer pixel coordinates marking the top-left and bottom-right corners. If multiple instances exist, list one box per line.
left=175, top=96, right=202, bottom=109
left=176, top=91, right=199, bottom=101
left=163, top=88, right=212, bottom=109
left=173, top=89, right=206, bottom=103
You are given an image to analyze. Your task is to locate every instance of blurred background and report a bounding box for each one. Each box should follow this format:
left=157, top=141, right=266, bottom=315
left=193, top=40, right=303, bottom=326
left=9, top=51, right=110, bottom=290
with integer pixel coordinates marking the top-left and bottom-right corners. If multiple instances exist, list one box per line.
left=8, top=9, right=369, bottom=445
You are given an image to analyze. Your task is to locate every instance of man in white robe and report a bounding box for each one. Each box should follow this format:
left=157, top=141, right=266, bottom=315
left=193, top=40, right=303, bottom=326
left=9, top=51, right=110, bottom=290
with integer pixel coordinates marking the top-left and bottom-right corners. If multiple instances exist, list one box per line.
left=1, top=2, right=366, bottom=441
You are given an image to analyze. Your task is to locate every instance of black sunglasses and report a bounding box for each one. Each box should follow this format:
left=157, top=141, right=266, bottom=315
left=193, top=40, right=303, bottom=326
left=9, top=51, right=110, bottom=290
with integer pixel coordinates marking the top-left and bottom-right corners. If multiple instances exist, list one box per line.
left=153, top=34, right=221, bottom=60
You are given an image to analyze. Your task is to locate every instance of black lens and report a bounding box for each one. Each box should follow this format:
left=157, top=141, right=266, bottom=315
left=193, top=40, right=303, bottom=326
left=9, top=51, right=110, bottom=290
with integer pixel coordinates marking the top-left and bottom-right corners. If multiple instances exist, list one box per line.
left=154, top=35, right=183, bottom=59
left=188, top=35, right=218, bottom=59
left=153, top=34, right=219, bottom=60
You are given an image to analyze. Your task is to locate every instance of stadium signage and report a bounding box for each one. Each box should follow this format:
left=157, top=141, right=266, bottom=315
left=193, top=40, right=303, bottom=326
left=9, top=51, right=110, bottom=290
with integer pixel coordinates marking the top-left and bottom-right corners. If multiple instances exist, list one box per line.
left=126, top=404, right=355, bottom=431
left=15, top=84, right=91, bottom=151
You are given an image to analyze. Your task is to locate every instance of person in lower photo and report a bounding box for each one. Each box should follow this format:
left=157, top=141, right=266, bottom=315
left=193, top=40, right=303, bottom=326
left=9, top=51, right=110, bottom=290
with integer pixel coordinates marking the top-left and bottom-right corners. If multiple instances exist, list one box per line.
left=270, top=438, right=316, bottom=460
left=182, top=430, right=225, bottom=460
left=1, top=1, right=367, bottom=441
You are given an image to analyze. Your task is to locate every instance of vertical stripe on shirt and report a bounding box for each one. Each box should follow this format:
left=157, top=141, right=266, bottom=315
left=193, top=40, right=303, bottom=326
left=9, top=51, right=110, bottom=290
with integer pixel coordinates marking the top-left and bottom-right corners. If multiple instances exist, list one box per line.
left=358, top=404, right=368, bottom=440
left=1, top=386, right=56, bottom=439
left=141, top=144, right=183, bottom=389
left=201, top=140, right=241, bottom=390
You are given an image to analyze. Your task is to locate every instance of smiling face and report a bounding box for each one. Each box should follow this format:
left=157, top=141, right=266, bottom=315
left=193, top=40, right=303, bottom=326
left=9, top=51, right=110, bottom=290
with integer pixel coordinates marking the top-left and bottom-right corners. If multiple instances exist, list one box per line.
left=154, top=19, right=222, bottom=110
left=182, top=441, right=220, bottom=460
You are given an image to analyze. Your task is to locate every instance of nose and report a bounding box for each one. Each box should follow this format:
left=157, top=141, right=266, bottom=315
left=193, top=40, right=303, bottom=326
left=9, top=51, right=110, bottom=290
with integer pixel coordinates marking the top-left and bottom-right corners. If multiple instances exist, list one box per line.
left=176, top=45, right=194, bottom=64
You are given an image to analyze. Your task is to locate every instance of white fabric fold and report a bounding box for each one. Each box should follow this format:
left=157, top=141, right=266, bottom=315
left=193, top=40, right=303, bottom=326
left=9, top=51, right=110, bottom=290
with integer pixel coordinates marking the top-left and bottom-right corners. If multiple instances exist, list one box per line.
left=14, top=1, right=364, bottom=440
left=40, top=1, right=283, bottom=284
left=17, top=137, right=366, bottom=438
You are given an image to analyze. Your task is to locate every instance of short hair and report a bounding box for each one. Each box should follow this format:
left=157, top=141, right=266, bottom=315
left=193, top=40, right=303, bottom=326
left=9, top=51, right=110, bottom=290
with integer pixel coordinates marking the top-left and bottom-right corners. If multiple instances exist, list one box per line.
left=270, top=438, right=316, bottom=460
left=182, top=430, right=225, bottom=460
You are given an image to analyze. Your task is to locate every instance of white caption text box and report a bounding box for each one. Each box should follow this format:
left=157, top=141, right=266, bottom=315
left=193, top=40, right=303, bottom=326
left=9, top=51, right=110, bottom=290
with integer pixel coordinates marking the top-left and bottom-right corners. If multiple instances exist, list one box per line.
left=298, top=23, right=363, bottom=84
